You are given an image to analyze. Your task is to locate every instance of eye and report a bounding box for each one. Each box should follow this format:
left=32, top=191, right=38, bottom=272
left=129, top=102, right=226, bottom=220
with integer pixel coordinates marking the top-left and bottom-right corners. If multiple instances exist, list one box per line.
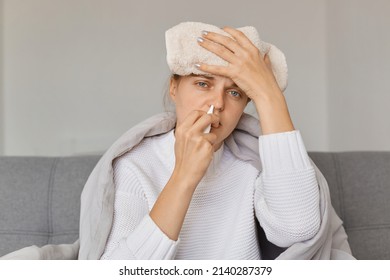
left=196, top=81, right=209, bottom=88
left=228, top=90, right=242, bottom=98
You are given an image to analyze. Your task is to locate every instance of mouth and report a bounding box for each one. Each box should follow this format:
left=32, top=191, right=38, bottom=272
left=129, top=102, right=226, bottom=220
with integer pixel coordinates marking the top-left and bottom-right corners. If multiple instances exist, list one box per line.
left=211, top=122, right=222, bottom=128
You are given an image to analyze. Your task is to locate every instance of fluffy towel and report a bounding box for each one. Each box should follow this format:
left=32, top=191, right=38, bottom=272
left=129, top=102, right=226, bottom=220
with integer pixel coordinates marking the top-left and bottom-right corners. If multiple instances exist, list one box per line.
left=165, top=21, right=288, bottom=92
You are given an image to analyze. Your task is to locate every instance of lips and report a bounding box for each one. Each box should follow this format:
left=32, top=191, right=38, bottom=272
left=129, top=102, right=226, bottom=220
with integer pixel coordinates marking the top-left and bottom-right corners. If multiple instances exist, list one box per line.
left=211, top=122, right=222, bottom=128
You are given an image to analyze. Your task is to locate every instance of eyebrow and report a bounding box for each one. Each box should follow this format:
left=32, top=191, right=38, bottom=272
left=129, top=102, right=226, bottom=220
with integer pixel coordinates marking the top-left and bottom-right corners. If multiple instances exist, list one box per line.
left=190, top=74, right=239, bottom=88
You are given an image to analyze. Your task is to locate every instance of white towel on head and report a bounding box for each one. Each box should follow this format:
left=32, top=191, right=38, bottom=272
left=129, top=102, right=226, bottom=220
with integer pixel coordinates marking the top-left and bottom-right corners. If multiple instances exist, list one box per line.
left=165, top=21, right=288, bottom=92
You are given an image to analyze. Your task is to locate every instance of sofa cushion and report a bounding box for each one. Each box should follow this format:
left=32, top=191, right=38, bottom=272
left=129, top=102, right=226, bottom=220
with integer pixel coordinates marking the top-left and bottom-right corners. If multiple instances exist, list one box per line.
left=0, top=156, right=100, bottom=256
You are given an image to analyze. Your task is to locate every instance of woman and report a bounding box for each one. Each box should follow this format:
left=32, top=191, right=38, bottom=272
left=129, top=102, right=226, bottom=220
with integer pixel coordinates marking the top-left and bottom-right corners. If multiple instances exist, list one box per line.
left=98, top=22, right=327, bottom=260
left=0, top=22, right=353, bottom=260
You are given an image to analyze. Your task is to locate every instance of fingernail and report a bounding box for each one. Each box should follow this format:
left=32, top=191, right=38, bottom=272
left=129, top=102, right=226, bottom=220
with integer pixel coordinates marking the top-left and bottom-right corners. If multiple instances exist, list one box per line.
left=195, top=63, right=201, bottom=68
left=201, top=30, right=208, bottom=36
left=197, top=37, right=204, bottom=43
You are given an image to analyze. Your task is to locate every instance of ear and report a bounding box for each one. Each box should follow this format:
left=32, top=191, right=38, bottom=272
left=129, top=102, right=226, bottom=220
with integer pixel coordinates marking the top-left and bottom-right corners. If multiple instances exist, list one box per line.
left=169, top=77, right=178, bottom=102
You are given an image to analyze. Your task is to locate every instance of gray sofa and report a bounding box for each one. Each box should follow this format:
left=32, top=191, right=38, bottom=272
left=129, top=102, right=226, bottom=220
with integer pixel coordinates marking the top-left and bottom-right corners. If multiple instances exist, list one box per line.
left=1, top=152, right=389, bottom=260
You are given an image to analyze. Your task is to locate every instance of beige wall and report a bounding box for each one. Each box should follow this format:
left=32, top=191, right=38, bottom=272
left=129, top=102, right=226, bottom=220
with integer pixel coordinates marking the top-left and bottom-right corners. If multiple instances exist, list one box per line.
left=2, top=0, right=329, bottom=155
left=327, top=0, right=390, bottom=151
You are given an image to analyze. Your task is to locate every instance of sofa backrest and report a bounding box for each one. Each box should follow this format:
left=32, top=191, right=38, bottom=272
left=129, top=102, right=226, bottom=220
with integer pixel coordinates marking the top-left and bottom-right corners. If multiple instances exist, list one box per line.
left=1, top=152, right=390, bottom=259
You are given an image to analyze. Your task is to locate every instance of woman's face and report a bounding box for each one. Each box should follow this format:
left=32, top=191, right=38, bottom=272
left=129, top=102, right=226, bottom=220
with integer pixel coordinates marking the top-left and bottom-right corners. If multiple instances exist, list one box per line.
left=170, top=74, right=249, bottom=150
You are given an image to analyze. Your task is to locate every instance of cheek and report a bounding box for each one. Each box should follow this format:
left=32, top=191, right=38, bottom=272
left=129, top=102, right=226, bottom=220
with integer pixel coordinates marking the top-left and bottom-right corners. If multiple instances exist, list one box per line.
left=222, top=105, right=246, bottom=129
left=174, top=95, right=204, bottom=124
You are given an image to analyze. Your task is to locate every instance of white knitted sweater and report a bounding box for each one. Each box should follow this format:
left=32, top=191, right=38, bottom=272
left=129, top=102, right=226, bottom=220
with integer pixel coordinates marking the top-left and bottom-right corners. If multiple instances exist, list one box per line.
left=100, top=129, right=320, bottom=260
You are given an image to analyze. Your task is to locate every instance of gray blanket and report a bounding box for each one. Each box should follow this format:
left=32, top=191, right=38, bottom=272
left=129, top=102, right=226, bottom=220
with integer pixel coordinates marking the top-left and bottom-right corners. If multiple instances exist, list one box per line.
left=0, top=112, right=354, bottom=260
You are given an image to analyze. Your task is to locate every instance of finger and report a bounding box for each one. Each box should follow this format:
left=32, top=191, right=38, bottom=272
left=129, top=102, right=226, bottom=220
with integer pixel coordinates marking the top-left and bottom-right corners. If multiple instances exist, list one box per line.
left=197, top=36, right=237, bottom=64
left=222, top=26, right=259, bottom=52
left=203, top=132, right=218, bottom=145
left=201, top=30, right=241, bottom=55
left=191, top=113, right=220, bottom=133
left=264, top=52, right=273, bottom=71
left=180, top=110, right=206, bottom=130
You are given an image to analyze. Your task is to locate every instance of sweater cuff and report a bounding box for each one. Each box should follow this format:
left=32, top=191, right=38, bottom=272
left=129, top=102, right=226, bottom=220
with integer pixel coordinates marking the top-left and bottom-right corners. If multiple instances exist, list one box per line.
left=259, top=130, right=312, bottom=175
left=126, top=214, right=179, bottom=259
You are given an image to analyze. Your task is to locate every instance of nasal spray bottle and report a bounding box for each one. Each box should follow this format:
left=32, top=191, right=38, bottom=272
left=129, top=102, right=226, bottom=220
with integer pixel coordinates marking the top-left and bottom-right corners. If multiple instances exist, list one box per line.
left=203, top=105, right=214, bottom=133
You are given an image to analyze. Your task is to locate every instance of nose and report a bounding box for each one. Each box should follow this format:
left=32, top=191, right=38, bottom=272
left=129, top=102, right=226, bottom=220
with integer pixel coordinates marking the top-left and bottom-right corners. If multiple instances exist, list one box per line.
left=209, top=89, right=224, bottom=112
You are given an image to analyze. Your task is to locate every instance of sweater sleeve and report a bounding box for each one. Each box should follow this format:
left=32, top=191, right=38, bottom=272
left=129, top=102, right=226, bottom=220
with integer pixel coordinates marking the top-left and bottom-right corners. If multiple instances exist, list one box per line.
left=254, top=130, right=321, bottom=248
left=100, top=157, right=179, bottom=260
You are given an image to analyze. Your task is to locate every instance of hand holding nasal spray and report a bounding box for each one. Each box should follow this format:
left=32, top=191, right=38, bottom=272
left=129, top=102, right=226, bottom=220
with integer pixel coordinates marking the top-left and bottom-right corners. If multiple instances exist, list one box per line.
left=203, top=105, right=214, bottom=133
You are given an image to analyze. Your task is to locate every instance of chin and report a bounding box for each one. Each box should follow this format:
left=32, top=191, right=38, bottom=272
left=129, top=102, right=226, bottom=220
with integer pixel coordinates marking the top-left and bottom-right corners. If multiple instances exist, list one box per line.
left=213, top=130, right=230, bottom=146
